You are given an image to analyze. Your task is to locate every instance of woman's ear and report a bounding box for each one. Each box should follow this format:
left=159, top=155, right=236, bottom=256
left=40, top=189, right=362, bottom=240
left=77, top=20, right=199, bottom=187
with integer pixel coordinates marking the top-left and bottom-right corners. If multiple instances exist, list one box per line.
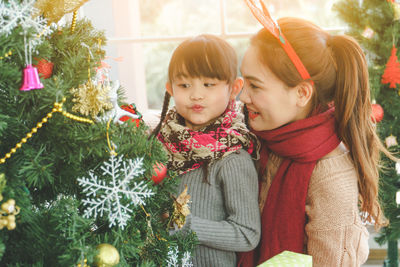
left=296, top=82, right=313, bottom=107
left=166, top=82, right=173, bottom=96
left=230, top=77, right=244, bottom=100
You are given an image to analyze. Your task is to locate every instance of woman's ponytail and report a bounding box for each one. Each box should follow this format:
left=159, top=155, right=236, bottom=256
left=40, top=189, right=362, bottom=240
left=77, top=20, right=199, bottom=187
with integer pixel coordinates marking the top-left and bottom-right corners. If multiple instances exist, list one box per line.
left=329, top=35, right=388, bottom=226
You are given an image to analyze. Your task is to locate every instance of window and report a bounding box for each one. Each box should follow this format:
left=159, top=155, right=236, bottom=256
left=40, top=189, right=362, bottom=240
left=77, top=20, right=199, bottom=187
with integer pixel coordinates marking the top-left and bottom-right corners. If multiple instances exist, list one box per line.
left=80, top=0, right=346, bottom=114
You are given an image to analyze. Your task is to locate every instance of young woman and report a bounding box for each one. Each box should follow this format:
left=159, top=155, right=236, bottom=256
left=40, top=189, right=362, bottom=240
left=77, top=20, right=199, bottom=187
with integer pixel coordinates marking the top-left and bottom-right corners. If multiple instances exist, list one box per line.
left=238, top=17, right=391, bottom=266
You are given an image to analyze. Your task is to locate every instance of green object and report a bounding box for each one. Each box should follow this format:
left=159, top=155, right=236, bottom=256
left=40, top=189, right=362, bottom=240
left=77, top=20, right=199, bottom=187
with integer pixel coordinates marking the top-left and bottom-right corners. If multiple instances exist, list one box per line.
left=384, top=240, right=399, bottom=267
left=0, top=1, right=197, bottom=265
left=257, top=251, right=312, bottom=267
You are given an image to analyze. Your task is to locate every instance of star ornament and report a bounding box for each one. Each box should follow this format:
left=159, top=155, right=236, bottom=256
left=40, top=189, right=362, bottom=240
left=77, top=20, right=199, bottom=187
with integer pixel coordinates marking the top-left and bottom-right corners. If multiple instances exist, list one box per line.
left=171, top=185, right=191, bottom=229
left=71, top=81, right=113, bottom=118
left=34, top=0, right=89, bottom=24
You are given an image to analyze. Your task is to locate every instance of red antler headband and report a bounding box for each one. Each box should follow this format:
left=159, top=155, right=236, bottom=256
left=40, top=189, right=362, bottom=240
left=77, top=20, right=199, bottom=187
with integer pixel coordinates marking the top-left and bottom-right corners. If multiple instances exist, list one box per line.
left=244, top=0, right=314, bottom=84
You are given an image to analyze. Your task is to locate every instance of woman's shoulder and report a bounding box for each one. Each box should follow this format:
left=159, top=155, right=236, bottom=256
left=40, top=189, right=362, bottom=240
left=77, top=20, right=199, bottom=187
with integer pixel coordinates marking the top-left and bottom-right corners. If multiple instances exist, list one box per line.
left=306, top=145, right=362, bottom=228
left=309, top=144, right=358, bottom=198
left=313, top=143, right=355, bottom=177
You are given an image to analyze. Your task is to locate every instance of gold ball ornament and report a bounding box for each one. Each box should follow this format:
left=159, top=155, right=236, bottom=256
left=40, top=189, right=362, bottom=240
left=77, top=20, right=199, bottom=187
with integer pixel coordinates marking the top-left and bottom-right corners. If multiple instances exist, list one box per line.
left=95, top=243, right=120, bottom=267
left=2, top=199, right=15, bottom=213
left=77, top=258, right=89, bottom=267
left=0, top=219, right=8, bottom=229
left=7, top=215, right=15, bottom=224
left=6, top=221, right=16, bottom=230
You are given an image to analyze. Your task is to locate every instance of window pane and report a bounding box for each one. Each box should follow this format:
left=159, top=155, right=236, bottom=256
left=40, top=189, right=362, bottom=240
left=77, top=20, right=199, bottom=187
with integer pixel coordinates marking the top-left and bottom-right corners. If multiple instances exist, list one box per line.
left=144, top=42, right=178, bottom=109
left=139, top=0, right=221, bottom=37
left=225, top=0, right=346, bottom=33
left=227, top=38, right=251, bottom=74
left=225, top=0, right=261, bottom=33
left=82, top=0, right=116, bottom=36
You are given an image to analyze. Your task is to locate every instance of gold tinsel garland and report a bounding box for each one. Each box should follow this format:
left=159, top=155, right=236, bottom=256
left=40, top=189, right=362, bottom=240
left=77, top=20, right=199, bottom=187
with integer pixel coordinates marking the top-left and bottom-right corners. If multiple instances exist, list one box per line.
left=0, top=98, right=93, bottom=164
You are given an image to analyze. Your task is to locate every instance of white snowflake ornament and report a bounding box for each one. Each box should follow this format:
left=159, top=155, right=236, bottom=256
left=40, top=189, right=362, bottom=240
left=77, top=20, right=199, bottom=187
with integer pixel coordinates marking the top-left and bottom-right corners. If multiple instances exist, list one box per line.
left=77, top=154, right=154, bottom=229
left=166, top=247, right=179, bottom=267
left=181, top=251, right=194, bottom=267
left=0, top=0, right=51, bottom=37
left=396, top=161, right=400, bottom=175
left=166, top=246, right=193, bottom=267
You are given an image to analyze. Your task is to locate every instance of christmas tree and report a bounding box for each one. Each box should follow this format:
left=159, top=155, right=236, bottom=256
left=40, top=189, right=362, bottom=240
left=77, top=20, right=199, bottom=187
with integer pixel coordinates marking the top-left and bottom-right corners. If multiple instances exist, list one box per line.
left=334, top=0, right=400, bottom=265
left=0, top=0, right=196, bottom=266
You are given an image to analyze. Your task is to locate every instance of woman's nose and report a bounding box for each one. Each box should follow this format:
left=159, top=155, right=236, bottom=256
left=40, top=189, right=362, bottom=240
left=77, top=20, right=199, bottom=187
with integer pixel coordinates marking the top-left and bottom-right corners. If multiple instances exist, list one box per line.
left=239, top=86, right=250, bottom=103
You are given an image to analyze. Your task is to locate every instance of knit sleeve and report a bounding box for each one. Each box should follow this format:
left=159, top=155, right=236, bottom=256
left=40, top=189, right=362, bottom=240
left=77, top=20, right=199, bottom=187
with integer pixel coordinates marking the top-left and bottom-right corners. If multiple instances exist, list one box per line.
left=305, top=155, right=369, bottom=266
left=188, top=151, right=261, bottom=252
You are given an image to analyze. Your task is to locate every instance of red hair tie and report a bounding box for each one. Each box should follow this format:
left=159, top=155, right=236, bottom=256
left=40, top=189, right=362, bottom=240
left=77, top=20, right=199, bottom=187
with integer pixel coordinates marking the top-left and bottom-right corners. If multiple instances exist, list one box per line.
left=245, top=0, right=314, bottom=85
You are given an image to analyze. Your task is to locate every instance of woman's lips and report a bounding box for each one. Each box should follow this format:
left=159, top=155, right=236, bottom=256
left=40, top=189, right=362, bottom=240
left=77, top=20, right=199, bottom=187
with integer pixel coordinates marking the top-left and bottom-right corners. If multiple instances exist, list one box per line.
left=248, top=109, right=260, bottom=119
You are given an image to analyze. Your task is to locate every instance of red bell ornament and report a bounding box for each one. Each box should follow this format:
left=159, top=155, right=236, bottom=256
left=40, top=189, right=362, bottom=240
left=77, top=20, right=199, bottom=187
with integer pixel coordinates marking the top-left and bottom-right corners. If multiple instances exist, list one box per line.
left=371, top=103, right=384, bottom=123
left=19, top=64, right=44, bottom=91
left=151, top=162, right=167, bottom=185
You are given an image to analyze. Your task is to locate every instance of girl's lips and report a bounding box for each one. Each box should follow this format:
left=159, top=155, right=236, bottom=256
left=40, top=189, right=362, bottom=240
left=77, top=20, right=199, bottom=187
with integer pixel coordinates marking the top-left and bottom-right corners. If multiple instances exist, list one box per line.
left=248, top=109, right=260, bottom=119
left=191, top=105, right=204, bottom=112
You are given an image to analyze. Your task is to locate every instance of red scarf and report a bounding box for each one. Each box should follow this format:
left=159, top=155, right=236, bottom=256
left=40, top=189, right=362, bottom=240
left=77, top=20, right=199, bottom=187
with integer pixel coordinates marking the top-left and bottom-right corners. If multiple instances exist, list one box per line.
left=237, top=108, right=340, bottom=266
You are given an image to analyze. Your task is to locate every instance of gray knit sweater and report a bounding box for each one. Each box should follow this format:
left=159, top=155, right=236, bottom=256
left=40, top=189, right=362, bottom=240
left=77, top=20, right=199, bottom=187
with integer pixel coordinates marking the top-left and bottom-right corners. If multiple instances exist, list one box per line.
left=174, top=149, right=261, bottom=267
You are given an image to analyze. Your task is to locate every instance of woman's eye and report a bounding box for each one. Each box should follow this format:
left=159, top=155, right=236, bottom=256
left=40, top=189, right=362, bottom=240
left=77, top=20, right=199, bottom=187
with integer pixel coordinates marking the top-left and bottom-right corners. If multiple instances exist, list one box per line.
left=249, top=83, right=259, bottom=89
left=204, top=83, right=215, bottom=87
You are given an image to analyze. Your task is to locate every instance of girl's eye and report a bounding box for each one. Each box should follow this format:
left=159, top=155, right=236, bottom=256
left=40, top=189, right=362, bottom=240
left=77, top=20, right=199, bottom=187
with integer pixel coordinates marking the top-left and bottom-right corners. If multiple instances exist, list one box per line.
left=178, top=84, right=190, bottom=88
left=204, top=83, right=215, bottom=87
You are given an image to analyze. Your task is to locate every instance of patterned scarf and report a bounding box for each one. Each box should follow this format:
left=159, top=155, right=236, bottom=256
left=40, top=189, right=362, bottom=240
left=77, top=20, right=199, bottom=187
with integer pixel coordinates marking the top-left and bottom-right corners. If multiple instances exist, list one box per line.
left=157, top=102, right=258, bottom=175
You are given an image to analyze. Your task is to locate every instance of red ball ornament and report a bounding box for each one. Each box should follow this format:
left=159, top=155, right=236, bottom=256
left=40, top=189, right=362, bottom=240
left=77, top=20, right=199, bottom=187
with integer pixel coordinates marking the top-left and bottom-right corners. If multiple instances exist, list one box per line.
left=151, top=162, right=167, bottom=184
left=33, top=58, right=54, bottom=79
left=371, top=103, right=384, bottom=123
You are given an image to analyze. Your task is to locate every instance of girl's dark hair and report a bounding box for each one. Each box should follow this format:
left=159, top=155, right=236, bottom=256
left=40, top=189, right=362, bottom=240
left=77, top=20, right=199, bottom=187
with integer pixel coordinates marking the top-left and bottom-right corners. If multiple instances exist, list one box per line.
left=251, top=17, right=393, bottom=227
left=151, top=34, right=238, bottom=138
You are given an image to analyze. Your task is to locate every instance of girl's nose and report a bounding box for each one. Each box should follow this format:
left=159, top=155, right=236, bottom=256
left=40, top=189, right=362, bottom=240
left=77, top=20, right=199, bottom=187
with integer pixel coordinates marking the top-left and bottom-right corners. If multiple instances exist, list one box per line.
left=190, top=88, right=204, bottom=101
left=190, top=94, right=204, bottom=100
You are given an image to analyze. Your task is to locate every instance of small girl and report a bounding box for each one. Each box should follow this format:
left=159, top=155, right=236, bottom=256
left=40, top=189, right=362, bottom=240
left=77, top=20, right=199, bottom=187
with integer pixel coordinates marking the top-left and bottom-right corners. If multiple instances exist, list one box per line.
left=151, top=34, right=261, bottom=267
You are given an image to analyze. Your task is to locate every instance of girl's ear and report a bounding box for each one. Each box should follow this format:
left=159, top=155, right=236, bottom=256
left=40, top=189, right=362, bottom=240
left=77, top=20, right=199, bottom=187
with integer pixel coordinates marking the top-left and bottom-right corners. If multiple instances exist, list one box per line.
left=230, top=77, right=244, bottom=100
left=296, top=82, right=313, bottom=107
left=166, top=82, right=173, bottom=96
